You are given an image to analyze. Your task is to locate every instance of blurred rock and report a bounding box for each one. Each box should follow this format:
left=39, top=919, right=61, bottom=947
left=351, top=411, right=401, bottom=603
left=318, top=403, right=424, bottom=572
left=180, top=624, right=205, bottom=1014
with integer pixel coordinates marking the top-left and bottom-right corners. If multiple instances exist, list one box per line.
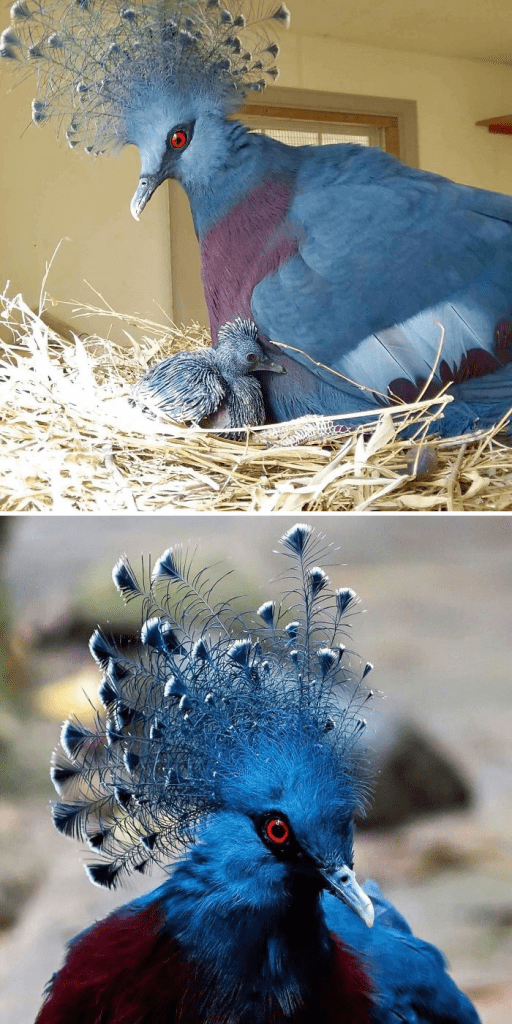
left=360, top=721, right=473, bottom=830
left=414, top=841, right=478, bottom=877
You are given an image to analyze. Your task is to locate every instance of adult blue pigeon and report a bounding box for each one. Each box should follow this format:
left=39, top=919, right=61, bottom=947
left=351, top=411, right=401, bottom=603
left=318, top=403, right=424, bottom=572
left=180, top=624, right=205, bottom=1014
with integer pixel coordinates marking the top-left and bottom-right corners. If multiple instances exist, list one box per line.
left=2, top=0, right=511, bottom=435
left=34, top=523, right=480, bottom=1024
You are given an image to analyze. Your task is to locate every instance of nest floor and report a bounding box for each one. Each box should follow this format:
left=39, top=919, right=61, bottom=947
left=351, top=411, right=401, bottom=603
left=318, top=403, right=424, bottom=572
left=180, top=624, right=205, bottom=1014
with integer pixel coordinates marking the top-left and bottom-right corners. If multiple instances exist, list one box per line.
left=1, top=287, right=511, bottom=513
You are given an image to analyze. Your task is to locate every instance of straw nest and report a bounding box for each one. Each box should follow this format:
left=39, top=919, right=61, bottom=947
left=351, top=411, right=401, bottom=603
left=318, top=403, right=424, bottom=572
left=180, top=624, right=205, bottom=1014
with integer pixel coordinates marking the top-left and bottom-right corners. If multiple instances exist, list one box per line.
left=1, top=282, right=511, bottom=513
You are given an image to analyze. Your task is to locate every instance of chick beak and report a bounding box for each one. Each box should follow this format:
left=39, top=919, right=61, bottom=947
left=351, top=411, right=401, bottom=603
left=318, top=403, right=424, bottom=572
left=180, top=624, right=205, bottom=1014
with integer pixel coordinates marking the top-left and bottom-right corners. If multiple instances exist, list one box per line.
left=130, top=174, right=160, bottom=221
left=254, top=352, right=286, bottom=375
left=320, top=864, right=374, bottom=928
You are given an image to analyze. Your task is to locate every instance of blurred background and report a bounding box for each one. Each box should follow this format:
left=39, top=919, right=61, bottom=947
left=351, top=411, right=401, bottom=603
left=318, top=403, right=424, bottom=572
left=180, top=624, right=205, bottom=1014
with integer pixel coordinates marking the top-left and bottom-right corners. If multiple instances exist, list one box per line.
left=0, top=515, right=511, bottom=1023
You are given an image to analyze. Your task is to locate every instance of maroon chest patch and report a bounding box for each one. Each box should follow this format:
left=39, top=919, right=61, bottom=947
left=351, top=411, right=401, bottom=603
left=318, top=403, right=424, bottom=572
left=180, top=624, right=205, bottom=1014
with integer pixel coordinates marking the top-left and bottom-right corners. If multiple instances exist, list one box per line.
left=200, top=178, right=298, bottom=341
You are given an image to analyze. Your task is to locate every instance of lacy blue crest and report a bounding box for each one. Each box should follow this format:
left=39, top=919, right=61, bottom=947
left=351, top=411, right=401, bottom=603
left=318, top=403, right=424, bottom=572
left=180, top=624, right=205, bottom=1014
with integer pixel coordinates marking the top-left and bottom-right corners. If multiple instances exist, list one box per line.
left=50, top=522, right=374, bottom=888
left=2, top=0, right=289, bottom=153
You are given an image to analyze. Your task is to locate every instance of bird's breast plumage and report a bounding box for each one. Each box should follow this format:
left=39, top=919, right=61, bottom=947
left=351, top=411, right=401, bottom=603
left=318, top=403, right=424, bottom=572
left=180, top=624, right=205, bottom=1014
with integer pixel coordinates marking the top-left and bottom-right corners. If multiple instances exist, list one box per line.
left=34, top=897, right=373, bottom=1024
left=200, top=176, right=298, bottom=341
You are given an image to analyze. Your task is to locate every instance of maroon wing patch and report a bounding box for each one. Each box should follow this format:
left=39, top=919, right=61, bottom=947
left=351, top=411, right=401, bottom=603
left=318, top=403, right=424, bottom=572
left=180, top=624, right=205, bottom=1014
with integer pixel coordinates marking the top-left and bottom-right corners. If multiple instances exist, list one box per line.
left=317, top=933, right=373, bottom=1024
left=35, top=901, right=191, bottom=1024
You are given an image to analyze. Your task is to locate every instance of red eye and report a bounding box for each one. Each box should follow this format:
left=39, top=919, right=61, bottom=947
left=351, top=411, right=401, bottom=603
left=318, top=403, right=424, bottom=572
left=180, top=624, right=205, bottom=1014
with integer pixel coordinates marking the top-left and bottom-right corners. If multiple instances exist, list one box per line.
left=265, top=817, right=290, bottom=845
left=170, top=130, right=187, bottom=149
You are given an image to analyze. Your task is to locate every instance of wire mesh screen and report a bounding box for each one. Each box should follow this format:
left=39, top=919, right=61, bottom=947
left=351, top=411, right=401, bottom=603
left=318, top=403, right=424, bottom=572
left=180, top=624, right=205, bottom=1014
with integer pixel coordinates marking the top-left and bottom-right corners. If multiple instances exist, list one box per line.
left=262, top=128, right=371, bottom=147
left=244, top=117, right=384, bottom=149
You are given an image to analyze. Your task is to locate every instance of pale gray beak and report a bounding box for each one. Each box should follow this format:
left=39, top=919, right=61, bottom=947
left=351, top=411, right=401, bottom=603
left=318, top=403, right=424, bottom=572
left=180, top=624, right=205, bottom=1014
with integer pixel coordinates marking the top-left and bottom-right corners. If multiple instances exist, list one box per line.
left=130, top=174, right=161, bottom=221
left=320, top=864, right=374, bottom=928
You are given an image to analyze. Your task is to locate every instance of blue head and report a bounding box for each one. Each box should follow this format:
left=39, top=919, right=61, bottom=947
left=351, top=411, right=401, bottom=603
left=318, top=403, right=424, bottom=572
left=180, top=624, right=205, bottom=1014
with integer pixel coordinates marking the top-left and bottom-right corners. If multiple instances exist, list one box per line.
left=216, top=318, right=285, bottom=384
left=50, top=524, right=375, bottom=1013
left=161, top=718, right=373, bottom=1019
left=186, top=718, right=369, bottom=911
left=2, top=0, right=289, bottom=214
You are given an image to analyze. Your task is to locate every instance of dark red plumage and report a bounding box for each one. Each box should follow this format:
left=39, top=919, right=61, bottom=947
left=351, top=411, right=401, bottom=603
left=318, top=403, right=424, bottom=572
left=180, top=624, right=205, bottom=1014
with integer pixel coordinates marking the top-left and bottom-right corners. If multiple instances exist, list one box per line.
left=35, top=902, right=190, bottom=1024
left=34, top=900, right=373, bottom=1024
left=201, top=178, right=298, bottom=341
left=389, top=342, right=512, bottom=404
left=494, top=316, right=512, bottom=361
left=320, top=934, right=373, bottom=1024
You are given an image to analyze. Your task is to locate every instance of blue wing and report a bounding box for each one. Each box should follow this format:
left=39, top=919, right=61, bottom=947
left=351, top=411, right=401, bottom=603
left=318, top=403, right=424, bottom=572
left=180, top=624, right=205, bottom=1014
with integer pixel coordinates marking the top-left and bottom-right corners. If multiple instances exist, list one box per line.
left=324, top=881, right=481, bottom=1024
left=251, top=142, right=512, bottom=402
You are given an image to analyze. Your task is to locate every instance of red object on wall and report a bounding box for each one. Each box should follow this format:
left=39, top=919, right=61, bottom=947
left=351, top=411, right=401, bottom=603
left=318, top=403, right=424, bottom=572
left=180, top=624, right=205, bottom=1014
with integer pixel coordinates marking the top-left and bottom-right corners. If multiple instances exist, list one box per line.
left=476, top=115, right=512, bottom=135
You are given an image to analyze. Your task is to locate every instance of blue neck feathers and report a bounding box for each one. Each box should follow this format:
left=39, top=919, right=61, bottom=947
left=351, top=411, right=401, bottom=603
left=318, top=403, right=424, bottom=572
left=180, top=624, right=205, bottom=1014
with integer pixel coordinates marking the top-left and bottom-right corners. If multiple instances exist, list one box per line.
left=183, top=120, right=300, bottom=239
left=136, top=834, right=334, bottom=1023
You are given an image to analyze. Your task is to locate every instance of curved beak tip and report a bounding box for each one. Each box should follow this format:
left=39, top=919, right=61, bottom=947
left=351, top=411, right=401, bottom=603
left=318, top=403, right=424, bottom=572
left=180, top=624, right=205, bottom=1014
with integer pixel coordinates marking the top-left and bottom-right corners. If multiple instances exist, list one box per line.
left=130, top=177, right=157, bottom=222
left=130, top=191, right=144, bottom=221
left=256, top=354, right=286, bottom=375
left=361, top=897, right=375, bottom=929
left=262, top=362, right=286, bottom=375
left=321, top=864, right=374, bottom=929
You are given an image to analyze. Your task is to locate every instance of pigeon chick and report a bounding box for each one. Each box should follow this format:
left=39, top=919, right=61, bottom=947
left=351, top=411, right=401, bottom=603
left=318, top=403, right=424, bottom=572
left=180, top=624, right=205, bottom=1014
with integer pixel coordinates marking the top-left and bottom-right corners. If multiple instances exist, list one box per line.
left=131, top=318, right=285, bottom=430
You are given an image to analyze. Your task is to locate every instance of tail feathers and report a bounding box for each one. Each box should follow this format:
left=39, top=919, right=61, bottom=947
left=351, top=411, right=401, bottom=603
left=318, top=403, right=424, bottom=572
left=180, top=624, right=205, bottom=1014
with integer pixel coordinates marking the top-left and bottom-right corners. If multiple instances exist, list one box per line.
left=443, top=363, right=512, bottom=435
left=435, top=406, right=511, bottom=439
left=451, top=361, right=512, bottom=402
left=339, top=264, right=512, bottom=403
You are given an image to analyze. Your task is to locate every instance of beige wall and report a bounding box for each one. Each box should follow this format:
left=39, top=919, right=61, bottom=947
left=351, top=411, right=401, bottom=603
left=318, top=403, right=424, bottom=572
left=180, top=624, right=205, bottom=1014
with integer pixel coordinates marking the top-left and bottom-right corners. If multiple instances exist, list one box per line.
left=281, top=34, right=511, bottom=191
left=1, top=76, right=173, bottom=337
left=1, top=32, right=510, bottom=333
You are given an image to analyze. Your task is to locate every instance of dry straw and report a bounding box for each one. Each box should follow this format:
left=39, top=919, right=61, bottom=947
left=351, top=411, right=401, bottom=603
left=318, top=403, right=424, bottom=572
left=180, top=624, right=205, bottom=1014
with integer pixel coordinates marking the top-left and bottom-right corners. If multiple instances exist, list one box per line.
left=1, top=271, right=511, bottom=512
